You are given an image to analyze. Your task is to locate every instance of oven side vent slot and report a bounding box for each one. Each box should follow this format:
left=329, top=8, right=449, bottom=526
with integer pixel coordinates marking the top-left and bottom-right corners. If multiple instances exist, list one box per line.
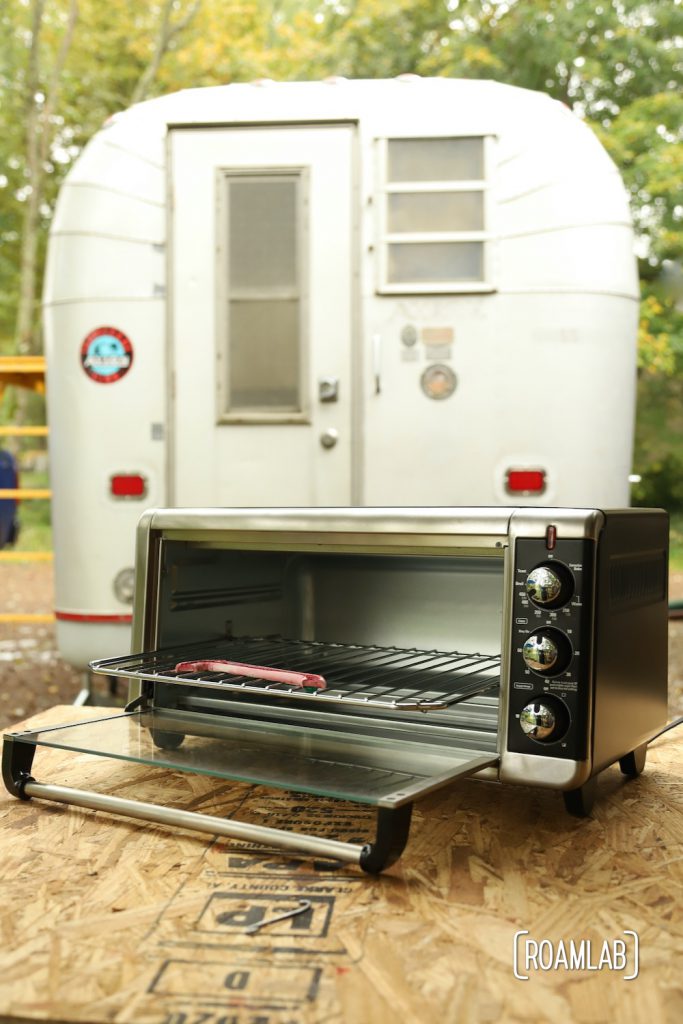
left=170, top=585, right=283, bottom=612
left=609, top=551, right=666, bottom=611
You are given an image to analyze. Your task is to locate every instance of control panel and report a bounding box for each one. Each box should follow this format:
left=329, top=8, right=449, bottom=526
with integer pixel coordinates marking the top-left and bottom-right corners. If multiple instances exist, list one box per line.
left=506, top=536, right=594, bottom=760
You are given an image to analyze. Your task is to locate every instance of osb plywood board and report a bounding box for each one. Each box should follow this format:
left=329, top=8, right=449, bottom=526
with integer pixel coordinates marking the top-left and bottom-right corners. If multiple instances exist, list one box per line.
left=0, top=706, right=681, bottom=1024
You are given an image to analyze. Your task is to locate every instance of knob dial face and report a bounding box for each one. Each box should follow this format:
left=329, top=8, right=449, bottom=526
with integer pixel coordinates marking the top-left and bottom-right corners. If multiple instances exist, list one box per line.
left=519, top=701, right=557, bottom=741
left=525, top=563, right=573, bottom=607
left=519, top=697, right=569, bottom=743
left=526, top=566, right=561, bottom=605
left=522, top=628, right=572, bottom=675
left=523, top=632, right=559, bottom=672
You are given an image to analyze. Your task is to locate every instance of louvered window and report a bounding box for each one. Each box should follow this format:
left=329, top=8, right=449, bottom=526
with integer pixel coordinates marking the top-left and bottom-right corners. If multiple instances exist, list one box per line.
left=379, top=137, right=491, bottom=293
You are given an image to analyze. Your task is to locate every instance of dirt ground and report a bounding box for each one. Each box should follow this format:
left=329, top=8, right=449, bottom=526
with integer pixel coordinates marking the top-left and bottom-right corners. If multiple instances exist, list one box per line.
left=0, top=562, right=95, bottom=727
left=0, top=561, right=682, bottom=731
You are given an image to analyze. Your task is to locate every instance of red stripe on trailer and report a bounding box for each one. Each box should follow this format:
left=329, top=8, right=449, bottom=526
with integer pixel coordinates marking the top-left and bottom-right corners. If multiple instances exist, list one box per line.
left=55, top=611, right=133, bottom=623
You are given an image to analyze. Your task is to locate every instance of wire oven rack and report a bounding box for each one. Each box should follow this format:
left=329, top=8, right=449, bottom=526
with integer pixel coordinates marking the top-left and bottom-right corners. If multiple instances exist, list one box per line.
left=91, top=635, right=501, bottom=712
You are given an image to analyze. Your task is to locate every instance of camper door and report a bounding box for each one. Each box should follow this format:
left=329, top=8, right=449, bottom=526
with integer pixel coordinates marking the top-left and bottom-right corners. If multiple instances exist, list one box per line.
left=169, top=125, right=355, bottom=506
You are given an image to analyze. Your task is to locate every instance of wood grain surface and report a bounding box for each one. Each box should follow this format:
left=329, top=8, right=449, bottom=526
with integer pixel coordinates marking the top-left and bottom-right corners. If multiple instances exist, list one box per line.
left=0, top=706, right=681, bottom=1024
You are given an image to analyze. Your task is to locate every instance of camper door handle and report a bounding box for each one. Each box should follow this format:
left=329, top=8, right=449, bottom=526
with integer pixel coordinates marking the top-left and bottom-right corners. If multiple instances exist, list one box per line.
left=372, top=334, right=381, bottom=394
left=320, top=428, right=339, bottom=450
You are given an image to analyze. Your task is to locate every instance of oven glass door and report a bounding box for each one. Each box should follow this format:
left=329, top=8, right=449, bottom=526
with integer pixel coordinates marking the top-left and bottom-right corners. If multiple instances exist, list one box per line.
left=16, top=708, right=498, bottom=809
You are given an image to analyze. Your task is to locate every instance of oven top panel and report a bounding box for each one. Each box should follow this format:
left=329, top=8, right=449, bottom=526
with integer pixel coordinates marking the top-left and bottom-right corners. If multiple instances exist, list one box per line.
left=141, top=506, right=516, bottom=540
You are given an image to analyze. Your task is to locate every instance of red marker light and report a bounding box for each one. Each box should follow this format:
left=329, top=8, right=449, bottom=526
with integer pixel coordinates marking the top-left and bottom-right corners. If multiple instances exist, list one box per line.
left=110, top=474, right=146, bottom=498
left=505, top=469, right=546, bottom=495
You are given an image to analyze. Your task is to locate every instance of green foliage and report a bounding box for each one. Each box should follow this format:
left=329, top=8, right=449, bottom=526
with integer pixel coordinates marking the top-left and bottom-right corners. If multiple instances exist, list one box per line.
left=1, top=470, right=52, bottom=552
left=669, top=514, right=683, bottom=573
left=632, top=366, right=683, bottom=511
left=444, top=0, right=682, bottom=114
left=596, top=92, right=683, bottom=271
left=632, top=454, right=683, bottom=512
left=638, top=282, right=683, bottom=378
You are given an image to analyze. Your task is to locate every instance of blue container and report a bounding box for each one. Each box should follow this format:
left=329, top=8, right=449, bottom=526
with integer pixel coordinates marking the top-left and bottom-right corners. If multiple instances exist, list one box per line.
left=0, top=449, right=19, bottom=548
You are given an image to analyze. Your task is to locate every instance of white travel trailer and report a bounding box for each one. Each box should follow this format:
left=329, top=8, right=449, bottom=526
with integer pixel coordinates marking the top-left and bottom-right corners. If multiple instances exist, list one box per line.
left=43, top=77, right=639, bottom=668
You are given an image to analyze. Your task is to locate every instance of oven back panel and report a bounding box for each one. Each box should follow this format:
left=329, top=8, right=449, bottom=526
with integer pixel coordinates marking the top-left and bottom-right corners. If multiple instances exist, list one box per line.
left=155, top=545, right=505, bottom=657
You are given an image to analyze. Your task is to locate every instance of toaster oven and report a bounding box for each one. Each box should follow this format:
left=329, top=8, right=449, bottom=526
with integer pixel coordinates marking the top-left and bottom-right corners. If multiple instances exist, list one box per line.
left=3, top=507, right=669, bottom=873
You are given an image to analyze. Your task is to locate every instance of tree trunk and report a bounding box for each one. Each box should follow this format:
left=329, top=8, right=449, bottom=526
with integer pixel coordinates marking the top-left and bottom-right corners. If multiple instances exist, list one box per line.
left=15, top=0, right=46, bottom=357
left=11, top=0, right=78, bottom=448
left=14, top=0, right=78, bottom=357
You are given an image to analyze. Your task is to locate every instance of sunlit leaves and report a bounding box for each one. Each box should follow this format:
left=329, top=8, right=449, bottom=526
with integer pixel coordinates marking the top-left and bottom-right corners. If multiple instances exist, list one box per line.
left=1, top=0, right=681, bottom=370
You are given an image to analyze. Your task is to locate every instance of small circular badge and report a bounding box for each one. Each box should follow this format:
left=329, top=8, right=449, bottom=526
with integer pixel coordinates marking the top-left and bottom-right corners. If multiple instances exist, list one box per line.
left=81, top=327, right=133, bottom=384
left=401, top=323, right=418, bottom=347
left=421, top=363, right=457, bottom=400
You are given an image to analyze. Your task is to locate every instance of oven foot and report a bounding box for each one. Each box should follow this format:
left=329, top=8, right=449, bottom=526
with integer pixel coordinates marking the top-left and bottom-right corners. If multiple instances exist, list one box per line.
left=359, top=804, right=413, bottom=874
left=150, top=729, right=186, bottom=751
left=618, top=743, right=647, bottom=778
left=2, top=733, right=37, bottom=800
left=562, top=776, right=597, bottom=818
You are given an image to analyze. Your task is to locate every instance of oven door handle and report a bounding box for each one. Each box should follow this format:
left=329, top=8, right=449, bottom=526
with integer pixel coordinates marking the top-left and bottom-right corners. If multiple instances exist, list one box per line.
left=3, top=734, right=412, bottom=874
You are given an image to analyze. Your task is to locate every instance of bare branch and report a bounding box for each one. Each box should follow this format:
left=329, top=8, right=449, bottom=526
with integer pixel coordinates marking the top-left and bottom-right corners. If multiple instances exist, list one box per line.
left=167, top=0, right=201, bottom=41
left=131, top=0, right=202, bottom=106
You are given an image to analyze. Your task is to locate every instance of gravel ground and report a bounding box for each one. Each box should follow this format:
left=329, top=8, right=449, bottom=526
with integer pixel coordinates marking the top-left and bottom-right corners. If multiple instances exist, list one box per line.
left=0, top=561, right=682, bottom=731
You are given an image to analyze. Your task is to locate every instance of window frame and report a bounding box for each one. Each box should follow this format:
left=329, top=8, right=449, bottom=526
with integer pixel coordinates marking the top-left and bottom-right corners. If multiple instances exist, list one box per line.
left=215, top=167, right=311, bottom=425
left=376, top=135, right=496, bottom=295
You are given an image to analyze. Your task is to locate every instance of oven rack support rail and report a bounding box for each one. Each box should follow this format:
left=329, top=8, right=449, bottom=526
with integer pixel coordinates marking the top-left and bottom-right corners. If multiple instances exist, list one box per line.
left=91, top=635, right=501, bottom=713
left=2, top=731, right=413, bottom=873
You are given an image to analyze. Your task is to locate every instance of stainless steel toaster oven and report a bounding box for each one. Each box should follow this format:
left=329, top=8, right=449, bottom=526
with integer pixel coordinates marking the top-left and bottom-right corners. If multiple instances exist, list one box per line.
left=3, top=506, right=669, bottom=873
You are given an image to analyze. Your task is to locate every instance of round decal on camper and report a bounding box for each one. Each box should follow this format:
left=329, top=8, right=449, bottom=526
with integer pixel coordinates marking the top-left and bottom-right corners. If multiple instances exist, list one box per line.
left=81, top=327, right=133, bottom=384
left=420, top=363, right=457, bottom=400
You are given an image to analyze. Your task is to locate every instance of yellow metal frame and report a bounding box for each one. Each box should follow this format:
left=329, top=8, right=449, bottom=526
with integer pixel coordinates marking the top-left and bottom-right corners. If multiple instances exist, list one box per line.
left=0, top=489, right=51, bottom=499
left=0, top=613, right=55, bottom=623
left=0, top=356, right=51, bottom=497
left=0, top=355, right=47, bottom=397
left=0, top=551, right=53, bottom=562
left=0, top=425, right=49, bottom=437
left=0, top=356, right=53, bottom=616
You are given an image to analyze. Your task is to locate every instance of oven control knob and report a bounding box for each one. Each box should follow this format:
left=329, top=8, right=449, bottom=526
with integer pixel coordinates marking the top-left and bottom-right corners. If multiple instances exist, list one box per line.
left=525, top=563, right=573, bottom=607
left=519, top=697, right=569, bottom=743
left=522, top=628, right=572, bottom=675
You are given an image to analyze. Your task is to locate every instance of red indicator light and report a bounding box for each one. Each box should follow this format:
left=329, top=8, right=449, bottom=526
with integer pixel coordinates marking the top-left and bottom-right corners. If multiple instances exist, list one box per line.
left=546, top=524, right=557, bottom=550
left=506, top=469, right=546, bottom=495
left=110, top=474, right=146, bottom=498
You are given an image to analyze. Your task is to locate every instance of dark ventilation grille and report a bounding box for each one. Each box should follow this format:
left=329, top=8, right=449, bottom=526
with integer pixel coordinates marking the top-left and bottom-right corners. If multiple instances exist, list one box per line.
left=609, top=551, right=666, bottom=610
left=170, top=585, right=282, bottom=613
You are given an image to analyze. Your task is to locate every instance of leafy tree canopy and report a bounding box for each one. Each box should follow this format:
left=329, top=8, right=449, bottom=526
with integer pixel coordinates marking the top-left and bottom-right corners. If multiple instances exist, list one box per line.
left=1, top=0, right=681, bottom=389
